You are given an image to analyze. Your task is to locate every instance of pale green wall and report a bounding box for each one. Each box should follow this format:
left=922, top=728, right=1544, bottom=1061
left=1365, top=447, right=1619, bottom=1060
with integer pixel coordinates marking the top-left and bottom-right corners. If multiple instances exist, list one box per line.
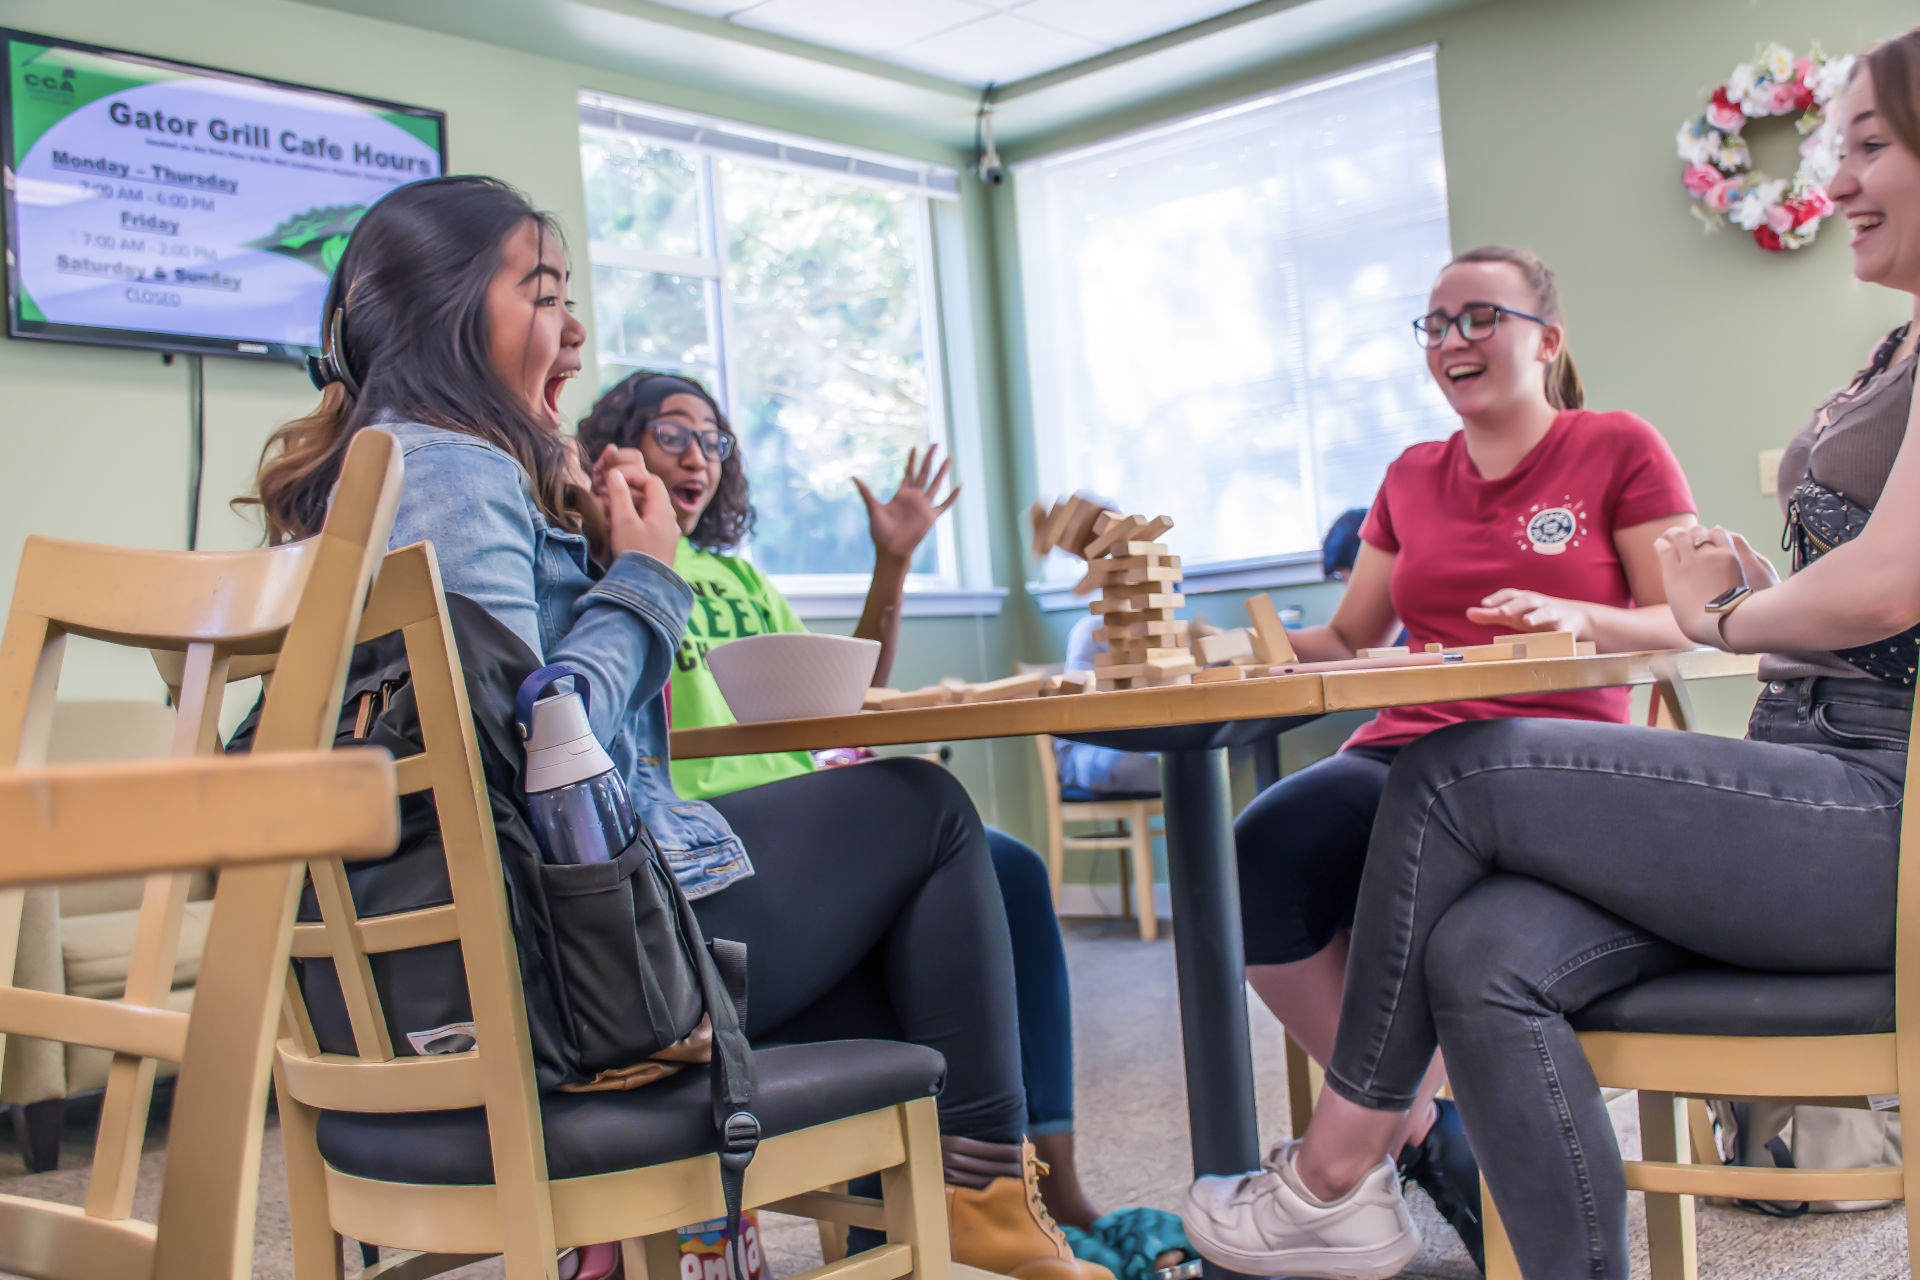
left=0, top=0, right=1047, bottom=839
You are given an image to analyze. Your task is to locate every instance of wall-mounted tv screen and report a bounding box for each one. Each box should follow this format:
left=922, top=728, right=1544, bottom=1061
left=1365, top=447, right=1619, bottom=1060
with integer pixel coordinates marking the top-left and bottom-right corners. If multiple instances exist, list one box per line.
left=2, top=29, right=446, bottom=361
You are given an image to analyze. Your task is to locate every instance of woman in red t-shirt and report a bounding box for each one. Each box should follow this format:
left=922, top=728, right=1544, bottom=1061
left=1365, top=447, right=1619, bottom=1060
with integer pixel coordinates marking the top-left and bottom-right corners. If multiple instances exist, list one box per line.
left=1231, top=245, right=1697, bottom=1265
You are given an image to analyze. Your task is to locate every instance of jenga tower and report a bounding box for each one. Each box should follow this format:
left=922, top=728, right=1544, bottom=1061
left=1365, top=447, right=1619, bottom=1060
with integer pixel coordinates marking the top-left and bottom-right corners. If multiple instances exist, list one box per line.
left=1088, top=533, right=1193, bottom=691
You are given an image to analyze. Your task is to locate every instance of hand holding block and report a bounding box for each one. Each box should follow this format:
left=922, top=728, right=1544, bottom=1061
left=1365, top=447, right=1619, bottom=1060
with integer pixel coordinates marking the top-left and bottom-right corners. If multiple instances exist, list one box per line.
left=1245, top=594, right=1298, bottom=664
left=1195, top=628, right=1256, bottom=666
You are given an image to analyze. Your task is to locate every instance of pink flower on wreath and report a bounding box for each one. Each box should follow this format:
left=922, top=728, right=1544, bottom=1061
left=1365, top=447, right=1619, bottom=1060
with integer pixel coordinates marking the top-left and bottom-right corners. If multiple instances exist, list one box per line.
left=1705, top=178, right=1742, bottom=212
left=1682, top=163, right=1722, bottom=196
left=1766, top=80, right=1814, bottom=114
left=1797, top=186, right=1836, bottom=222
left=1796, top=56, right=1816, bottom=81
left=1754, top=225, right=1785, bottom=252
left=1766, top=203, right=1797, bottom=233
left=1707, top=86, right=1744, bottom=130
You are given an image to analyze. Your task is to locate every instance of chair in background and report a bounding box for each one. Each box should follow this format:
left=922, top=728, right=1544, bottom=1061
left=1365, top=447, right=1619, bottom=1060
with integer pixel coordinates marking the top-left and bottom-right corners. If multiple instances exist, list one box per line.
left=269, top=538, right=954, bottom=1280
left=1, top=700, right=209, bottom=1171
left=1032, top=734, right=1163, bottom=941
left=0, top=428, right=404, bottom=1280
left=1481, top=665, right=1919, bottom=1280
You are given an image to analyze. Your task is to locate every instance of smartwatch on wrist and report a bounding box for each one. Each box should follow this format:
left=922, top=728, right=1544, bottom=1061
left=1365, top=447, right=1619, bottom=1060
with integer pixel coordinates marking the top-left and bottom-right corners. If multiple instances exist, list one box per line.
left=1702, top=583, right=1752, bottom=650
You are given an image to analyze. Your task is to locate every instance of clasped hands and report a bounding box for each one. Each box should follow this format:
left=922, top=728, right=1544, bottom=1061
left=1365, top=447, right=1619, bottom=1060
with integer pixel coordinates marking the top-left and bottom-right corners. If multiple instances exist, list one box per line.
left=1651, top=523, right=1778, bottom=648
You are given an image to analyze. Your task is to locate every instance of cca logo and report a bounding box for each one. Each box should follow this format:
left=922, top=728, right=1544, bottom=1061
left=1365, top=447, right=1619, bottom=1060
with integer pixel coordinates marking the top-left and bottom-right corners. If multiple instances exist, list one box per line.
left=23, top=67, right=75, bottom=94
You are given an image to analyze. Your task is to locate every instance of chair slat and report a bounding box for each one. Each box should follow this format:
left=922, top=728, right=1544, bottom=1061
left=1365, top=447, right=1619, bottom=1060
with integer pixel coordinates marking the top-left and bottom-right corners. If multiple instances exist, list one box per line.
left=0, top=987, right=189, bottom=1061
left=1579, top=1031, right=1898, bottom=1098
left=394, top=752, right=433, bottom=794
left=0, top=1194, right=157, bottom=1279
left=1625, top=1159, right=1905, bottom=1201
left=277, top=1045, right=486, bottom=1113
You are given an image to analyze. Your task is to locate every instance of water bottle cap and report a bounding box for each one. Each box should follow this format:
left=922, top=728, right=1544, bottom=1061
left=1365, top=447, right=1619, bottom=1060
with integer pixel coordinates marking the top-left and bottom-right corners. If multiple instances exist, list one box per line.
left=517, top=667, right=618, bottom=794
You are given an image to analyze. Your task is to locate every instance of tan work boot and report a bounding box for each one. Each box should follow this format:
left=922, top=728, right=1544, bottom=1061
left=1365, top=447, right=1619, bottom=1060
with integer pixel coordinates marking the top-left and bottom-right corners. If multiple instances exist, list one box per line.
left=943, top=1137, right=1116, bottom=1280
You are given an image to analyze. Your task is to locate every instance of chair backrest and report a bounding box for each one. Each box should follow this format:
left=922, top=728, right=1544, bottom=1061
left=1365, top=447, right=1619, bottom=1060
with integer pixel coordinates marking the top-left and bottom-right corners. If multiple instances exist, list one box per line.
left=272, top=537, right=563, bottom=1270
left=0, top=428, right=402, bottom=1280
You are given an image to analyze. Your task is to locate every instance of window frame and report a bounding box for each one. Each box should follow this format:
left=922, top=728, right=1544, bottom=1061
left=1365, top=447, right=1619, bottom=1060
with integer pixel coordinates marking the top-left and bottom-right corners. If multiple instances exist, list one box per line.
left=578, top=95, right=995, bottom=614
left=1012, top=46, right=1450, bottom=608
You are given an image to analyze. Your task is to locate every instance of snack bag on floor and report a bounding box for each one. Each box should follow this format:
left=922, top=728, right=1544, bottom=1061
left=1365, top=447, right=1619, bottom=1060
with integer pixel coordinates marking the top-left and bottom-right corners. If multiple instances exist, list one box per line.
left=679, top=1211, right=767, bottom=1280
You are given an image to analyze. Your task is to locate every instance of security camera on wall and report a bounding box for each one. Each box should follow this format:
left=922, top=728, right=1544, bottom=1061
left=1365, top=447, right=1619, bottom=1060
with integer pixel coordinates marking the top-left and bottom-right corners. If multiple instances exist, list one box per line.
left=976, top=99, right=1005, bottom=186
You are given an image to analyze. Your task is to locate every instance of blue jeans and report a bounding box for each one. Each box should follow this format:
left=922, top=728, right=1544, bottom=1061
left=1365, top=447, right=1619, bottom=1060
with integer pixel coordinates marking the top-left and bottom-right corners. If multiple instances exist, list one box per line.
left=987, top=829, right=1075, bottom=1134
left=1325, top=677, right=1909, bottom=1278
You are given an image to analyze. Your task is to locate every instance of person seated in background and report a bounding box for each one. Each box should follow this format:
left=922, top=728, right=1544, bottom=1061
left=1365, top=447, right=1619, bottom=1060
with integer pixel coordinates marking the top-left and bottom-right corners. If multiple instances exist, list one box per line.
left=1052, top=507, right=1374, bottom=800
left=1223, top=244, right=1700, bottom=1271
left=578, top=373, right=1191, bottom=1273
left=1181, top=34, right=1919, bottom=1279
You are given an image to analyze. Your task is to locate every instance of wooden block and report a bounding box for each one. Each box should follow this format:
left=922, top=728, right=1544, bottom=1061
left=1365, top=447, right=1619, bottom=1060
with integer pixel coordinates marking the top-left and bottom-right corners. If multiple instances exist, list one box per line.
left=1245, top=594, right=1298, bottom=664
left=1135, top=515, right=1175, bottom=542
left=1089, top=558, right=1182, bottom=585
left=1083, top=515, right=1147, bottom=559
left=1095, top=674, right=1141, bottom=691
left=1028, top=500, right=1052, bottom=558
left=1272, top=653, right=1449, bottom=674
left=1425, top=643, right=1445, bottom=653
left=1146, top=654, right=1197, bottom=680
left=1037, top=499, right=1076, bottom=556
left=1095, top=661, right=1153, bottom=681
left=1108, top=541, right=1172, bottom=558
left=1194, top=666, right=1247, bottom=684
left=1357, top=646, right=1410, bottom=659
left=1196, top=629, right=1256, bottom=667
left=870, top=686, right=948, bottom=710
left=1059, top=498, right=1113, bottom=558
left=1447, top=642, right=1522, bottom=663
left=961, top=672, right=1046, bottom=703
left=862, top=687, right=900, bottom=711
left=1095, top=621, right=1186, bottom=641
left=1188, top=614, right=1222, bottom=641
left=1044, top=672, right=1094, bottom=696
left=1091, top=593, right=1184, bottom=614
left=1070, top=568, right=1097, bottom=596
left=1494, top=630, right=1577, bottom=658
left=1576, top=641, right=1597, bottom=656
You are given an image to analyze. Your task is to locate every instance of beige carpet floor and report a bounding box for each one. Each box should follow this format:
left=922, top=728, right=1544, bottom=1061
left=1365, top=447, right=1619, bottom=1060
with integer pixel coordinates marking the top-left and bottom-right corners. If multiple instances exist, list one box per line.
left=1, top=920, right=1907, bottom=1278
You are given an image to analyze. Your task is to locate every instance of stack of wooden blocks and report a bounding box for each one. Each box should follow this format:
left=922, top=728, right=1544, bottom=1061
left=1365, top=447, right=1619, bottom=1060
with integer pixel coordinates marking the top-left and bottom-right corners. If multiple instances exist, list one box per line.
left=1030, top=496, right=1195, bottom=692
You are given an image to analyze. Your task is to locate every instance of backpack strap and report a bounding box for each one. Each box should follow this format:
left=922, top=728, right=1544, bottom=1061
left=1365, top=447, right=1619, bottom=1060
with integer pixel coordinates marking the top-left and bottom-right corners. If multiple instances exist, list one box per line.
left=673, top=887, right=759, bottom=1279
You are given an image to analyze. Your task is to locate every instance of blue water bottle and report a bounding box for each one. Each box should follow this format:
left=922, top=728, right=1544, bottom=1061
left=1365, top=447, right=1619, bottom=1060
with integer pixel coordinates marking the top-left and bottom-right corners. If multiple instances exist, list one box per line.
left=515, top=664, right=637, bottom=865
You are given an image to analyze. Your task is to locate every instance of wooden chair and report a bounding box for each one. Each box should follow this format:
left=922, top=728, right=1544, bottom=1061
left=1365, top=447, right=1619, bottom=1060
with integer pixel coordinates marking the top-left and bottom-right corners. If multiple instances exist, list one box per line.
left=267, top=537, right=954, bottom=1280
left=1482, top=669, right=1920, bottom=1279
left=0, top=428, right=405, bottom=1280
left=1032, top=735, right=1163, bottom=941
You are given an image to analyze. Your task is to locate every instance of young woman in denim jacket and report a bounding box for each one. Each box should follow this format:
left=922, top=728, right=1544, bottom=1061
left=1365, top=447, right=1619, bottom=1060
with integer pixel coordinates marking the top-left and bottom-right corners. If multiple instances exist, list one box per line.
left=241, top=175, right=1109, bottom=1280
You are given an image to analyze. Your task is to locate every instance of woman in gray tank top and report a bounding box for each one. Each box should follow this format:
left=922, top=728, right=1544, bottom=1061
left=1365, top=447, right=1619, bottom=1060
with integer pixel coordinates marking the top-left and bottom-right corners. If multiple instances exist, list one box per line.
left=1176, top=28, right=1920, bottom=1280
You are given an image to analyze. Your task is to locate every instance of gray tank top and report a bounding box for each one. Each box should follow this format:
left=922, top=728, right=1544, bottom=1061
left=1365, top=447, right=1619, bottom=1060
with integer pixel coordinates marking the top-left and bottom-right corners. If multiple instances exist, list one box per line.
left=1758, top=331, right=1917, bottom=682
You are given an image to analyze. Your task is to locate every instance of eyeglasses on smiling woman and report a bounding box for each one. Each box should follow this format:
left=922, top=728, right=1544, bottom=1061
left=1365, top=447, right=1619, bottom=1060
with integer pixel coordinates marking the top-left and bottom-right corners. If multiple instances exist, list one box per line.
left=646, top=419, right=735, bottom=461
left=1412, top=303, right=1548, bottom=349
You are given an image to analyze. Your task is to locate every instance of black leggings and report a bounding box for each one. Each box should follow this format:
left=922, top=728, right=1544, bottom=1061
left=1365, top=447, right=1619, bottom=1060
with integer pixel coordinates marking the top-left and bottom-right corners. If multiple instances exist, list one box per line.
left=693, top=757, right=1025, bottom=1144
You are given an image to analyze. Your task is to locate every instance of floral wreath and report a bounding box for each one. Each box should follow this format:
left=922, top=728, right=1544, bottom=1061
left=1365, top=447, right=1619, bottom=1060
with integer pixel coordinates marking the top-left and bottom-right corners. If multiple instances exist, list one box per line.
left=1675, top=43, right=1855, bottom=252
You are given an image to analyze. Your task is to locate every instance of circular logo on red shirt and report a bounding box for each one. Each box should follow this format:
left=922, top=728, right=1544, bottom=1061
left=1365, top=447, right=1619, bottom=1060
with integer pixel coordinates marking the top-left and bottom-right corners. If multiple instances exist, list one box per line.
left=1517, top=498, right=1588, bottom=556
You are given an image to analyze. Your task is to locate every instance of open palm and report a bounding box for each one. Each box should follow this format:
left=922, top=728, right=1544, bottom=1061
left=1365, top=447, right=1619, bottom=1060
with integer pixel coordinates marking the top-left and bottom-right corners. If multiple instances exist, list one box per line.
left=854, top=445, right=961, bottom=564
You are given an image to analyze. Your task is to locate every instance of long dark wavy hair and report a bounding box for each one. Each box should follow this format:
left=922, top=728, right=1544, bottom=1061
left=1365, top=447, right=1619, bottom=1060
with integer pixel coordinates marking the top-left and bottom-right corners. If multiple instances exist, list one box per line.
left=237, top=175, right=588, bottom=542
left=577, top=370, right=755, bottom=553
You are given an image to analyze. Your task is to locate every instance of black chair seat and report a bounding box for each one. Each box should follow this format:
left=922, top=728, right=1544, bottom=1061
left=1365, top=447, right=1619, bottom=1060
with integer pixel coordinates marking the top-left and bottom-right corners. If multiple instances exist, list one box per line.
left=1060, top=786, right=1159, bottom=804
left=316, top=1039, right=946, bottom=1185
left=1570, top=968, right=1894, bottom=1039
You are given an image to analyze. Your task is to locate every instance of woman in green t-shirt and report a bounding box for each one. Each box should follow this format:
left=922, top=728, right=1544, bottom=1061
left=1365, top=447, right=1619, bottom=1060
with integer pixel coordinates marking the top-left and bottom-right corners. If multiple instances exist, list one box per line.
left=580, top=373, right=1190, bottom=1268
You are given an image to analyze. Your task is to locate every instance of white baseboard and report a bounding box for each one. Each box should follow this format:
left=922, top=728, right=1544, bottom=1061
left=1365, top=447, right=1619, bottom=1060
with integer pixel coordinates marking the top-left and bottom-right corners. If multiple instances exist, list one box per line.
left=1055, top=882, right=1173, bottom=919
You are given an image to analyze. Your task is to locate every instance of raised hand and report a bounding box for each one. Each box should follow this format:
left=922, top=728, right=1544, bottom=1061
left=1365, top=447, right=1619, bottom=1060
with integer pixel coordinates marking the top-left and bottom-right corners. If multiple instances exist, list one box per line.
left=853, top=445, right=961, bottom=566
left=602, top=464, right=681, bottom=566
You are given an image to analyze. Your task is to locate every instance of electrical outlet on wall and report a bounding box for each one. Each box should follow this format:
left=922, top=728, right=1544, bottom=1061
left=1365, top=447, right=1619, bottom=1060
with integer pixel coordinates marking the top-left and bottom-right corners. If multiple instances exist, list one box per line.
left=1758, top=448, right=1784, bottom=497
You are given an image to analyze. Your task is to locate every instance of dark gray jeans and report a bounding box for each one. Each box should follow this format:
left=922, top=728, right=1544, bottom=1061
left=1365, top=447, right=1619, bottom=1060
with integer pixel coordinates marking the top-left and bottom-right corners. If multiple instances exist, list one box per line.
left=1325, top=677, right=1909, bottom=1279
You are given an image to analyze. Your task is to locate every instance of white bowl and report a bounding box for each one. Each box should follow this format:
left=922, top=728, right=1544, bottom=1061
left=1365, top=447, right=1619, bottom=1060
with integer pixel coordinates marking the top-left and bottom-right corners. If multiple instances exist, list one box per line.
left=705, top=632, right=882, bottom=723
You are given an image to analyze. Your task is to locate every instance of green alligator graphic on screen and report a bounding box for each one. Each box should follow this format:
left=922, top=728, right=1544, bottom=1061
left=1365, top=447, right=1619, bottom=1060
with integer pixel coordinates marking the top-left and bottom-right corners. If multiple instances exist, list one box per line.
left=248, top=204, right=367, bottom=274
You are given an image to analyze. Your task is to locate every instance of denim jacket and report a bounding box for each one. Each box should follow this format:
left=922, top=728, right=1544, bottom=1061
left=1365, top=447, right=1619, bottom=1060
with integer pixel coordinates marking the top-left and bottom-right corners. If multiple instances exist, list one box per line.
left=379, top=420, right=753, bottom=897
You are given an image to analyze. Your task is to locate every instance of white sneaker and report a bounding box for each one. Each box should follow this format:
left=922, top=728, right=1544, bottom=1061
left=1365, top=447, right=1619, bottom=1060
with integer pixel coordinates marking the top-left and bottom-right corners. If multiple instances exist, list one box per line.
left=1180, top=1139, right=1420, bottom=1279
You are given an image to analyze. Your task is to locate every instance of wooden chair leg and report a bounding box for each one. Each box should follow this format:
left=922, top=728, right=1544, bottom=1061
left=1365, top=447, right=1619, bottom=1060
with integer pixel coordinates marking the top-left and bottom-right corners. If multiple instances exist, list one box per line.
left=639, top=1233, right=682, bottom=1280
left=818, top=1181, right=851, bottom=1262
left=1481, top=1174, right=1522, bottom=1280
left=882, top=1097, right=952, bottom=1280
left=1638, top=1090, right=1699, bottom=1280
left=1283, top=1035, right=1316, bottom=1137
left=1115, top=838, right=1133, bottom=929
left=10, top=1097, right=65, bottom=1173
left=1685, top=1098, right=1719, bottom=1168
left=1128, top=815, right=1156, bottom=942
left=276, top=1067, right=347, bottom=1280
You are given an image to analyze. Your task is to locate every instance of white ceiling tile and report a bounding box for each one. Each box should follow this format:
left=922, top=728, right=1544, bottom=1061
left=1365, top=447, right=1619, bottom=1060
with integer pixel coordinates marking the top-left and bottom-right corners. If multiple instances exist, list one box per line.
left=731, top=0, right=987, bottom=56
left=889, top=13, right=1104, bottom=86
left=1016, top=0, right=1250, bottom=47
left=648, top=0, right=763, bottom=15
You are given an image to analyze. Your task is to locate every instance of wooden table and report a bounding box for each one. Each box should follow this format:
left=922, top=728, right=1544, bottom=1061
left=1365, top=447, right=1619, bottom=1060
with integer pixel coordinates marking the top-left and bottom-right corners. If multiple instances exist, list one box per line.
left=673, top=647, right=1759, bottom=1280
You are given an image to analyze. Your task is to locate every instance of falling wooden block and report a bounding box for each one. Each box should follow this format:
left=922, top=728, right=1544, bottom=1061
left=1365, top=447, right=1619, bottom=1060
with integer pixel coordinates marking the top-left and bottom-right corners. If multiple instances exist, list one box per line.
left=1245, top=594, right=1298, bottom=664
left=961, top=672, right=1046, bottom=703
left=862, top=687, right=901, bottom=711
left=1059, top=498, right=1114, bottom=558
left=1357, top=646, right=1411, bottom=659
left=1037, top=499, right=1077, bottom=557
left=1028, top=500, right=1052, bottom=558
left=1134, top=515, right=1175, bottom=543
left=1084, top=515, right=1148, bottom=559
left=1194, top=666, right=1247, bottom=684
left=1196, top=628, right=1256, bottom=666
left=1045, top=671, right=1095, bottom=696
left=1494, top=630, right=1577, bottom=658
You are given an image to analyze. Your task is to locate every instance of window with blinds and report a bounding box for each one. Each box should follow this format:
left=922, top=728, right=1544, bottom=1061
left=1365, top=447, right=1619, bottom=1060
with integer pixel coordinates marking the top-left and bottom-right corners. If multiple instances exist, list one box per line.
left=1016, top=48, right=1455, bottom=582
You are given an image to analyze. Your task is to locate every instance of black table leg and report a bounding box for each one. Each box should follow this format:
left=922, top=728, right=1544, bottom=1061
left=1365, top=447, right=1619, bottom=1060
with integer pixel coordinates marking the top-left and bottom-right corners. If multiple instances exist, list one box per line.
left=1158, top=746, right=1260, bottom=1280
left=1249, top=735, right=1282, bottom=793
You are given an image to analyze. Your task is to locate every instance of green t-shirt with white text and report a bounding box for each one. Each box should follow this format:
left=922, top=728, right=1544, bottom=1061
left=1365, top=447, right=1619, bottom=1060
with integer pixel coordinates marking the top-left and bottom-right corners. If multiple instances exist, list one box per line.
left=668, top=541, right=818, bottom=801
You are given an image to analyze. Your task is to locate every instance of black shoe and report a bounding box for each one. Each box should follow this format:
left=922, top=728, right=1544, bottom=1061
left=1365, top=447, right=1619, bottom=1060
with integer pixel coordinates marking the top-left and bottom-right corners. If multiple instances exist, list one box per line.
left=1397, top=1099, right=1485, bottom=1274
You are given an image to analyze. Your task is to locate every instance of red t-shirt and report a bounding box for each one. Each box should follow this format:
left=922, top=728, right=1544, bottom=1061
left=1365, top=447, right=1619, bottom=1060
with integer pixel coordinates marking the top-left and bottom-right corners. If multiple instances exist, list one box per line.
left=1344, top=409, right=1695, bottom=751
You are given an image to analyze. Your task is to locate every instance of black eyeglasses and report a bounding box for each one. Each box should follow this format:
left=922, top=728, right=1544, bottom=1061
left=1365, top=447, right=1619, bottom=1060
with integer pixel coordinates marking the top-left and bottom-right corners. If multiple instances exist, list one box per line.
left=1412, top=303, right=1547, bottom=349
left=646, top=419, right=734, bottom=461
